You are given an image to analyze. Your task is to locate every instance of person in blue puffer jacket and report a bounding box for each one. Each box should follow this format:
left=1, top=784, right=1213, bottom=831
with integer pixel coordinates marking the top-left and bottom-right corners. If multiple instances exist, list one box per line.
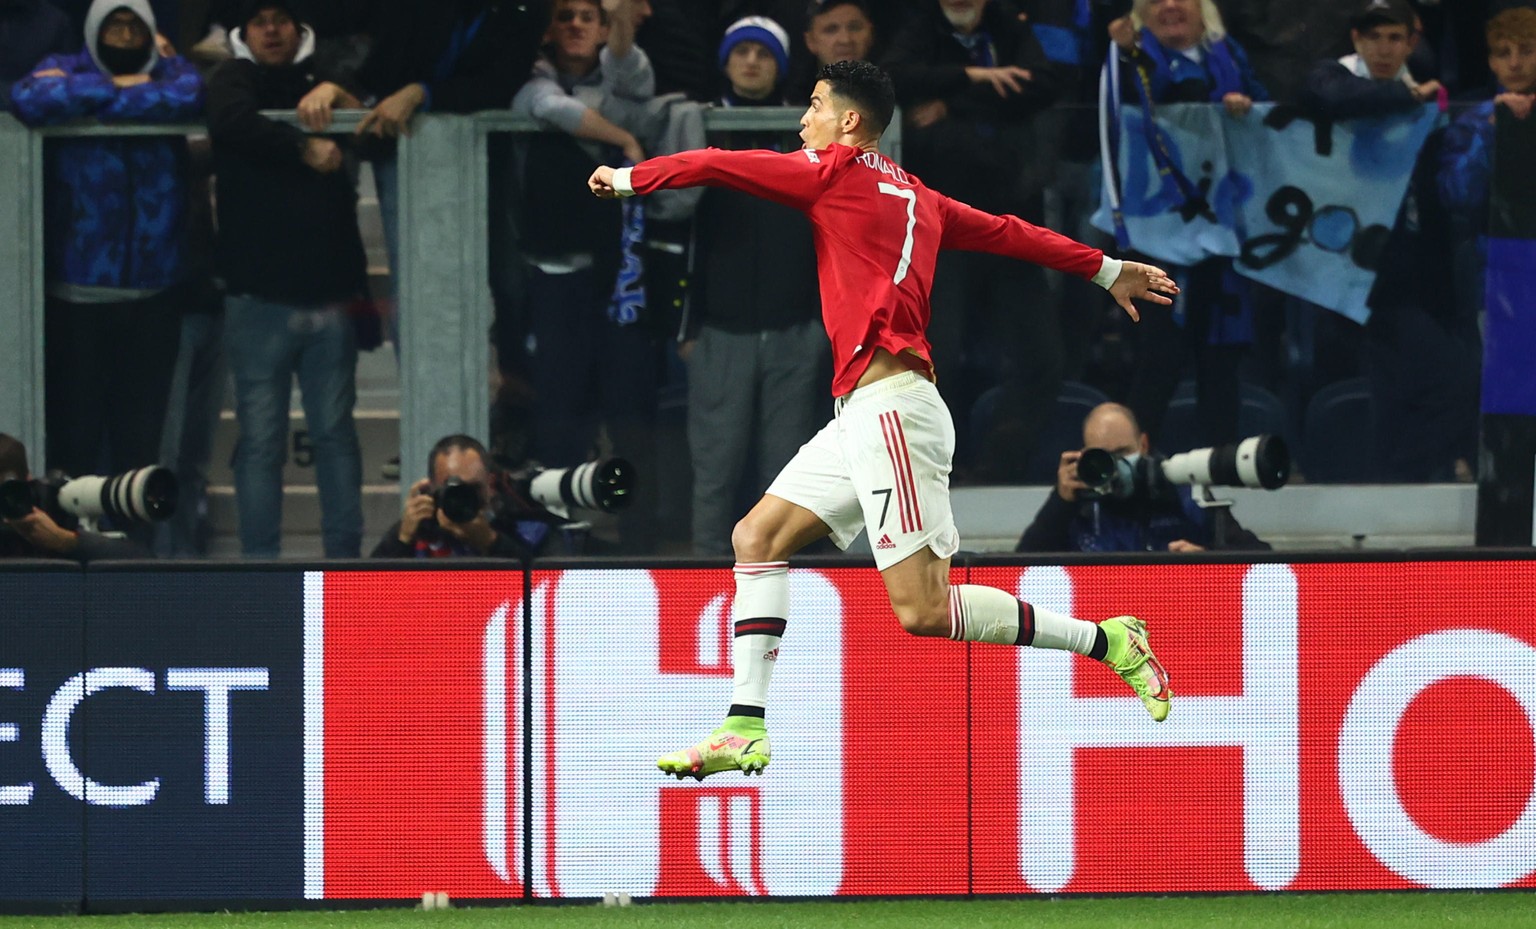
left=8, top=0, right=203, bottom=482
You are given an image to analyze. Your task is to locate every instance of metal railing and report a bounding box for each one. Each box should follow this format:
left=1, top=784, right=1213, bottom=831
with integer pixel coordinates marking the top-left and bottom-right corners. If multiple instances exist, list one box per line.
left=0, top=106, right=882, bottom=485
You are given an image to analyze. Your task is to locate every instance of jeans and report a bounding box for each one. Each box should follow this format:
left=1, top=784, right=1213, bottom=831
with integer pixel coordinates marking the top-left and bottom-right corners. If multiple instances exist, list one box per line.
left=224, top=295, right=362, bottom=557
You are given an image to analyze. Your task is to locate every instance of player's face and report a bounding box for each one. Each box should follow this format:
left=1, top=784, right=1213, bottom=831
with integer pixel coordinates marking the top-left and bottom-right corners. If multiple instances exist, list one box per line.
left=805, top=4, right=873, bottom=66
left=1490, top=37, right=1536, bottom=94
left=1141, top=0, right=1204, bottom=52
left=799, top=81, right=846, bottom=148
left=1351, top=24, right=1414, bottom=80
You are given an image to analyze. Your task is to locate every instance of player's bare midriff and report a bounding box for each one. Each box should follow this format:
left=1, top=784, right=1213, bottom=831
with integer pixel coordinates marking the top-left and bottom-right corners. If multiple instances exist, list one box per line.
left=851, top=347, right=935, bottom=392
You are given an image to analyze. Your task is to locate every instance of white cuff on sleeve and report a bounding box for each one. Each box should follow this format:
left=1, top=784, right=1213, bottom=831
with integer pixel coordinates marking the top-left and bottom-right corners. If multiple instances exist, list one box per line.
left=612, top=166, right=636, bottom=197
left=1091, top=255, right=1123, bottom=290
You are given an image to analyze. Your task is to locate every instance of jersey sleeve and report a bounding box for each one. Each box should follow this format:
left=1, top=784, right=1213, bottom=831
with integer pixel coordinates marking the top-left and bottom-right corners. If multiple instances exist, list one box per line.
left=623, top=146, right=835, bottom=212
left=937, top=192, right=1106, bottom=280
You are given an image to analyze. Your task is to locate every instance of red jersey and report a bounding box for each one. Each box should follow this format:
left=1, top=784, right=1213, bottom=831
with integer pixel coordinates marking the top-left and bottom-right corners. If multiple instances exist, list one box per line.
left=623, top=143, right=1108, bottom=396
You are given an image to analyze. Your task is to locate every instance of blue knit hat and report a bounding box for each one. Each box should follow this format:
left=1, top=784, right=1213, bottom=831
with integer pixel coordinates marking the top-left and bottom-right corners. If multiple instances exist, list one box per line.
left=719, top=16, right=791, bottom=77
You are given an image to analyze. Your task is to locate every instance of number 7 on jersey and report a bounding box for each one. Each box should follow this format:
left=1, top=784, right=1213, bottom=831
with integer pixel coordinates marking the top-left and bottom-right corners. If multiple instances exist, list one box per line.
left=878, top=182, right=916, bottom=285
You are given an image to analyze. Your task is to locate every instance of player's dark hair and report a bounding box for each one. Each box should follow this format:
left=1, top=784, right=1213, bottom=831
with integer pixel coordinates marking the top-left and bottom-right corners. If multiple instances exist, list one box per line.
left=427, top=434, right=492, bottom=478
left=816, top=59, right=895, bottom=136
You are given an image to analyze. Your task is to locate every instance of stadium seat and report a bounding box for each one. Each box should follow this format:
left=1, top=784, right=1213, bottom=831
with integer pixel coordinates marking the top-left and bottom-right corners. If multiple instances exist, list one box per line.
left=1158, top=379, right=1290, bottom=455
left=972, top=381, right=1111, bottom=484
left=1300, top=377, right=1379, bottom=483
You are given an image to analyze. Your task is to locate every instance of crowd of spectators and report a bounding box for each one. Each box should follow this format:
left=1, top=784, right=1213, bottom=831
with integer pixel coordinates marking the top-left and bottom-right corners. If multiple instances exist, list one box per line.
left=3, top=0, right=1534, bottom=557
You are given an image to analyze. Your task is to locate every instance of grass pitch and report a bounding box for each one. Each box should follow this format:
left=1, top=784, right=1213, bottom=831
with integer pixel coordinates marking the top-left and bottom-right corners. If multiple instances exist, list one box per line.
left=2, top=893, right=1533, bottom=929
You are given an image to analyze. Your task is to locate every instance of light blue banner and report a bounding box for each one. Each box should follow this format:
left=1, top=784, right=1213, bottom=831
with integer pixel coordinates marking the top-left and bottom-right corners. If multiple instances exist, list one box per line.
left=1094, top=102, right=1442, bottom=324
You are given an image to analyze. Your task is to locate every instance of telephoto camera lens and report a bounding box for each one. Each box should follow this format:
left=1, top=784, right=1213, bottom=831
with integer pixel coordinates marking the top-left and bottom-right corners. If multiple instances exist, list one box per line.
left=1160, top=435, right=1291, bottom=490
left=528, top=458, right=635, bottom=514
left=55, top=466, right=178, bottom=524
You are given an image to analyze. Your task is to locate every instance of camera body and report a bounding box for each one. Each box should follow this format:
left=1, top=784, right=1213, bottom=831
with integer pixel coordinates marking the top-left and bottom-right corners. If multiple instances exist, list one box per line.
left=1077, top=435, right=1291, bottom=503
left=0, top=467, right=177, bottom=530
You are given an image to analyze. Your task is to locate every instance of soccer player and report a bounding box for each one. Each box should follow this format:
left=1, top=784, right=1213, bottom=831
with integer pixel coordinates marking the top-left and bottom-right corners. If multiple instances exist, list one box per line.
left=590, top=60, right=1179, bottom=780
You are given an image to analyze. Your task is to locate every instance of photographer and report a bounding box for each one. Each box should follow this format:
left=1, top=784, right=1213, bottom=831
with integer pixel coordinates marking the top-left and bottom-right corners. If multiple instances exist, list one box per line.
left=1016, top=403, right=1270, bottom=553
left=370, top=435, right=537, bottom=559
left=0, top=434, right=148, bottom=562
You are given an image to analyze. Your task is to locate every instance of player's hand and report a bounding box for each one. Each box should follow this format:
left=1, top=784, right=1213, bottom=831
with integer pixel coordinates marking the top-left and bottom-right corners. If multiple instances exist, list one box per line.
left=1497, top=91, right=1536, bottom=120
left=907, top=99, right=948, bottom=129
left=1108, top=260, right=1178, bottom=322
left=398, top=479, right=436, bottom=544
left=1056, top=450, right=1088, bottom=502
left=589, top=164, right=620, bottom=198
left=31, top=67, right=67, bottom=79
left=5, top=508, right=79, bottom=554
left=965, top=65, right=1033, bottom=97
left=1167, top=539, right=1206, bottom=553
left=156, top=32, right=176, bottom=57
left=1222, top=92, right=1253, bottom=118
left=111, top=73, right=151, bottom=87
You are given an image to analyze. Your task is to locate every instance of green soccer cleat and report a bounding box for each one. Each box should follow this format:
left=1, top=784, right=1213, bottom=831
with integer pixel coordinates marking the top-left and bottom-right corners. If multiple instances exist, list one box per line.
left=657, top=717, right=771, bottom=780
left=1100, top=616, right=1172, bottom=722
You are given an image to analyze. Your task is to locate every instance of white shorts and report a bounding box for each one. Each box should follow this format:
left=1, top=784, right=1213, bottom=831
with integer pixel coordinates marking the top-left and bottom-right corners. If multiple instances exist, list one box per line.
left=766, top=371, right=960, bottom=571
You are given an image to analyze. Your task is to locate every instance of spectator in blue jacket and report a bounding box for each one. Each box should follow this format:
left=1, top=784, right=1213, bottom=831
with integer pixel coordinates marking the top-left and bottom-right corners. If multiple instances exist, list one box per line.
left=9, top=0, right=203, bottom=484
left=1439, top=7, right=1536, bottom=239
left=1108, top=0, right=1267, bottom=114
left=0, top=0, right=75, bottom=109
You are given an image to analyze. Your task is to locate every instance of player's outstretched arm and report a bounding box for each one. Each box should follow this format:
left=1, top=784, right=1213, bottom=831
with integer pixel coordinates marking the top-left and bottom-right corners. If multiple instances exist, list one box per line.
left=589, top=165, right=620, bottom=199
left=1108, top=260, right=1179, bottom=322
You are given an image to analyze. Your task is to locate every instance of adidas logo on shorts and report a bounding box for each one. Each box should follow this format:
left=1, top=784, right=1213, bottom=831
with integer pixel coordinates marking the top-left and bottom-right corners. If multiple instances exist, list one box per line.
left=876, top=534, right=896, bottom=550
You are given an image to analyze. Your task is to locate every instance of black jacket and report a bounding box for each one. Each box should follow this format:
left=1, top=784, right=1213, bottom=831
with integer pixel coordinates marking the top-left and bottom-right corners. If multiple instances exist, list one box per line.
left=1017, top=488, right=1271, bottom=553
left=370, top=520, right=529, bottom=558
left=356, top=0, right=546, bottom=112
left=691, top=113, right=819, bottom=338
left=1301, top=60, right=1420, bottom=120
left=0, top=0, right=76, bottom=107
left=205, top=55, right=369, bottom=304
left=881, top=0, right=1064, bottom=215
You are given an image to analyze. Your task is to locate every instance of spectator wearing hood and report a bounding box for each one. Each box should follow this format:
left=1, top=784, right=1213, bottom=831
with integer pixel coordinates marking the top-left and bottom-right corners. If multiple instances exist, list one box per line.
left=0, top=0, right=75, bottom=110
left=9, top=0, right=203, bottom=482
left=204, top=0, right=369, bottom=558
left=682, top=15, right=825, bottom=554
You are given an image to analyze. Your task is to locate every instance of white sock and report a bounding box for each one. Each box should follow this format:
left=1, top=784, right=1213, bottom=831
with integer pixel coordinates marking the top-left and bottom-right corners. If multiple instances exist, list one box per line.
left=948, top=585, right=1099, bottom=655
left=729, top=562, right=788, bottom=716
left=948, top=584, right=1021, bottom=644
left=1028, top=604, right=1099, bottom=656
